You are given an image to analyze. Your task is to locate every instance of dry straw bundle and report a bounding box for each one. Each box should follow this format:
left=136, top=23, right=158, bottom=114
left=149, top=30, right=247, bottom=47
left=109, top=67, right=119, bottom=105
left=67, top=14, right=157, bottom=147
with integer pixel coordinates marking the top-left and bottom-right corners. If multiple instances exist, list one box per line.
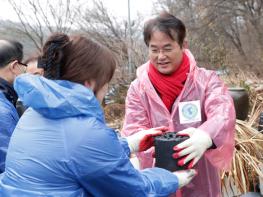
left=221, top=71, right=263, bottom=194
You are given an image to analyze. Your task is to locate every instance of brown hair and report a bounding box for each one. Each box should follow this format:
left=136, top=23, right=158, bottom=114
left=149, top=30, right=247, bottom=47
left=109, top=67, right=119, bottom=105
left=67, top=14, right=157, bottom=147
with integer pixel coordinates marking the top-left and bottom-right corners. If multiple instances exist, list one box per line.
left=143, top=11, right=186, bottom=48
left=38, top=33, right=116, bottom=93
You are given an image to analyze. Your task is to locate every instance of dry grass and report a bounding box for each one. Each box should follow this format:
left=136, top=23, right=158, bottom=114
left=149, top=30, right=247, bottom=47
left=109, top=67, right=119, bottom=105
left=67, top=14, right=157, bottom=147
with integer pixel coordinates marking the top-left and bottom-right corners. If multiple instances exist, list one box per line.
left=221, top=71, right=263, bottom=194
left=104, top=103, right=125, bottom=132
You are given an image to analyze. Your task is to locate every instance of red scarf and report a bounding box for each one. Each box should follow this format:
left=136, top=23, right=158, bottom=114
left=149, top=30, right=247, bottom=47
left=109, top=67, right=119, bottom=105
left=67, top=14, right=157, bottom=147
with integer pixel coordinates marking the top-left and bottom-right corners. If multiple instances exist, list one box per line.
left=148, top=53, right=190, bottom=112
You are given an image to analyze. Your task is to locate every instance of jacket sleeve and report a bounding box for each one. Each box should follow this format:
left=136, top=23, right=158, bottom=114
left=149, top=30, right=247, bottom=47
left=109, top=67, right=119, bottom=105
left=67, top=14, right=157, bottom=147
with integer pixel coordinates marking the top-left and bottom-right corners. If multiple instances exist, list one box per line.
left=198, top=72, right=235, bottom=170
left=70, top=125, right=178, bottom=197
left=122, top=81, right=151, bottom=137
left=0, top=101, right=19, bottom=173
left=118, top=137, right=131, bottom=157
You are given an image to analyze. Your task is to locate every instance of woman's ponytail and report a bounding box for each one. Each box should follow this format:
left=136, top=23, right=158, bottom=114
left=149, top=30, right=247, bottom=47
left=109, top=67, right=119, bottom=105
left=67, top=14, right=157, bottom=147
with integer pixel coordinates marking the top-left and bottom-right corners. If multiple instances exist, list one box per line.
left=38, top=33, right=70, bottom=79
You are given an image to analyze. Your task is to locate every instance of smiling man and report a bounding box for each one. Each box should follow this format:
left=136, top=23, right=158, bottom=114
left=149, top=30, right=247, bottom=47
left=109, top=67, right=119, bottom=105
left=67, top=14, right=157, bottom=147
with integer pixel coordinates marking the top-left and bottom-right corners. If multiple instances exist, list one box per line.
left=122, top=12, right=236, bottom=197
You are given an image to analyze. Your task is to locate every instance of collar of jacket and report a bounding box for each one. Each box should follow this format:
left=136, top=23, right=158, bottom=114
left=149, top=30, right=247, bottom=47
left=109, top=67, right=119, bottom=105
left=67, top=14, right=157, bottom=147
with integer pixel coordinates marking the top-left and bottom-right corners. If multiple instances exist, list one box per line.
left=0, top=77, right=18, bottom=106
left=14, top=74, right=105, bottom=120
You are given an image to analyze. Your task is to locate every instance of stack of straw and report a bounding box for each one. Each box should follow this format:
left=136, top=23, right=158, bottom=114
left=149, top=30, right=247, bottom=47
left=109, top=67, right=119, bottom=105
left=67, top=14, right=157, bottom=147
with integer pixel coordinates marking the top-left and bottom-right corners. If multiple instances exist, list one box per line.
left=221, top=89, right=263, bottom=194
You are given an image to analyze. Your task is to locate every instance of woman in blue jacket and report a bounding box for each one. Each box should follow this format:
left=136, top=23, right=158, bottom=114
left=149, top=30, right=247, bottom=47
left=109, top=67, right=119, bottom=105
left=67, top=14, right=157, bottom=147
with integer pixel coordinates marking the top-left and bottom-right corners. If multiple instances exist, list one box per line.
left=0, top=33, right=195, bottom=197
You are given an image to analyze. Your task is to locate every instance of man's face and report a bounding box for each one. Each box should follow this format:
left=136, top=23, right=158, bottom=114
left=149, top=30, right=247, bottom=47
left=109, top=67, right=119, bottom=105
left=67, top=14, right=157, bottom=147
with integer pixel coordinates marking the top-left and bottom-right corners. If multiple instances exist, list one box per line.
left=148, top=30, right=183, bottom=75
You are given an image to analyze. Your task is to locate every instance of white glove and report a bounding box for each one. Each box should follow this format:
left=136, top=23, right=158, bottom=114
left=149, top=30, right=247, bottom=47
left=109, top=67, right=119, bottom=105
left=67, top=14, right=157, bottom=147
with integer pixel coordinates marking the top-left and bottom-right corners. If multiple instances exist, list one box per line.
left=172, top=128, right=212, bottom=168
left=126, top=126, right=168, bottom=153
left=173, top=169, right=197, bottom=188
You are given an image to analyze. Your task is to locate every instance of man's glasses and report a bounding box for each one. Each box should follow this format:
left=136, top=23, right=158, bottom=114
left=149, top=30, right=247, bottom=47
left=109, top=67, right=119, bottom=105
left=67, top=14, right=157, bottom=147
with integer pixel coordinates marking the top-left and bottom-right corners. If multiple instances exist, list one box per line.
left=18, top=61, right=28, bottom=67
left=149, top=47, right=174, bottom=57
left=17, top=61, right=28, bottom=73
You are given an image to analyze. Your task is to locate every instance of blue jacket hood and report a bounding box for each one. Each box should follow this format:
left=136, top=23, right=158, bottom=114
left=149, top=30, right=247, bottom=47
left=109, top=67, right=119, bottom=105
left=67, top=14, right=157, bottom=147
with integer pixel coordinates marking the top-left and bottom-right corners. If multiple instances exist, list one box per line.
left=14, top=74, right=104, bottom=120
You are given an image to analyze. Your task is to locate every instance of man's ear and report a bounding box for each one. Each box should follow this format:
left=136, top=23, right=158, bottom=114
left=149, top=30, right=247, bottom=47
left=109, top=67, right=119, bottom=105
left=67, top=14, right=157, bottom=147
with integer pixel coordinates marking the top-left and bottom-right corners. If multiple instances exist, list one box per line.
left=8, top=60, right=18, bottom=73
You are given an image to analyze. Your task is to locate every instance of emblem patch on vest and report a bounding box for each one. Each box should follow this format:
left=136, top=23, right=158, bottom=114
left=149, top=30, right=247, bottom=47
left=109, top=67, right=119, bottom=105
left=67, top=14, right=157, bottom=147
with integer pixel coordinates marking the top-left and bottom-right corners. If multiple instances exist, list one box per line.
left=179, top=100, right=201, bottom=124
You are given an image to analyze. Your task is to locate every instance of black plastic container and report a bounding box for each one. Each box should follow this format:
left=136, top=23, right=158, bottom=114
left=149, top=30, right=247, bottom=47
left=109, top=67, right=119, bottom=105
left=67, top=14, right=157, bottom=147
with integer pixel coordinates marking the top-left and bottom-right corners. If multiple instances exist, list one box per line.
left=154, top=132, right=189, bottom=172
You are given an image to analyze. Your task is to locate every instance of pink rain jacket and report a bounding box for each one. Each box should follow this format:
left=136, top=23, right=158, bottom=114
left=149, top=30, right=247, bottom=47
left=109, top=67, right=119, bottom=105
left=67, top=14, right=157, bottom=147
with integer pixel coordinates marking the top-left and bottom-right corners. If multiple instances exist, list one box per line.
left=122, top=49, right=235, bottom=197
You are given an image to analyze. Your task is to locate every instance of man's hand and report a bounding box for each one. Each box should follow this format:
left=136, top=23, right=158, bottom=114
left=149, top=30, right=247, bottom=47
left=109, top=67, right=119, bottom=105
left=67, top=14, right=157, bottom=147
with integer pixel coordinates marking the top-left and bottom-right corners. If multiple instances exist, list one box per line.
left=172, top=128, right=212, bottom=168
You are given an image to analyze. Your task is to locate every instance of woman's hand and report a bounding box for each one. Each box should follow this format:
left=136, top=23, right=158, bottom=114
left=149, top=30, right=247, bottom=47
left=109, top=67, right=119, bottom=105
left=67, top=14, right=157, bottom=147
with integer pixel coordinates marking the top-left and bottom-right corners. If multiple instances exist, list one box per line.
left=126, top=126, right=168, bottom=153
left=173, top=169, right=197, bottom=188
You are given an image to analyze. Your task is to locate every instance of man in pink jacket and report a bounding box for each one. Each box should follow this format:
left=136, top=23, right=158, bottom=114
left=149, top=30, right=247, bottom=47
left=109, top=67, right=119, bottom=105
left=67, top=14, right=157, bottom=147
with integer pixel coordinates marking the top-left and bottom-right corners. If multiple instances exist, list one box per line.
left=122, top=12, right=235, bottom=197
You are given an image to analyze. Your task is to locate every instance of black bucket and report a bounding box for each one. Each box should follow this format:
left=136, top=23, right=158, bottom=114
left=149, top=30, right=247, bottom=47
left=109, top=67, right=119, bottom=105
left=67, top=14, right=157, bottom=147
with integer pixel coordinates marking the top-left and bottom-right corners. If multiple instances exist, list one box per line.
left=155, top=132, right=189, bottom=172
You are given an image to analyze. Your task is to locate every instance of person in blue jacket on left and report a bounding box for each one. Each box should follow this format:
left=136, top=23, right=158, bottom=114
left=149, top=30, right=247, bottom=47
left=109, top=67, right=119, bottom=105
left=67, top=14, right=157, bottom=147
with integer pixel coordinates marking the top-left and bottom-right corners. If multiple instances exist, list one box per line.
left=0, top=33, right=196, bottom=196
left=0, top=39, right=27, bottom=173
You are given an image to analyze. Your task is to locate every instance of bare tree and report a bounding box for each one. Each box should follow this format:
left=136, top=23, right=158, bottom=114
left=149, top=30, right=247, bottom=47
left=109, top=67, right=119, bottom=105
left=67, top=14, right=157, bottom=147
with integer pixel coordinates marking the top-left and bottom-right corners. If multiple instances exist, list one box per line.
left=76, top=0, right=147, bottom=81
left=7, top=0, right=82, bottom=51
left=204, top=0, right=263, bottom=70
